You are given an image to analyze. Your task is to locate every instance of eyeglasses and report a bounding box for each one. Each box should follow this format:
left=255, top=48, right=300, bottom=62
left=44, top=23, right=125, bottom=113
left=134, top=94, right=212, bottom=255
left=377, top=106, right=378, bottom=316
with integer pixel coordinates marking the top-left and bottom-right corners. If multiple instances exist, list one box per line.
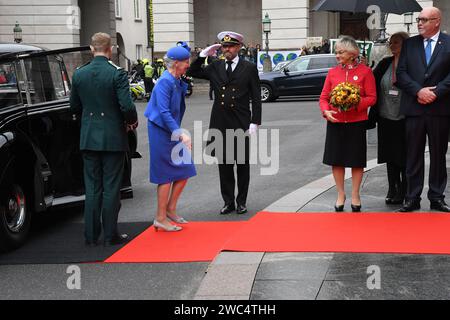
left=416, top=17, right=438, bottom=23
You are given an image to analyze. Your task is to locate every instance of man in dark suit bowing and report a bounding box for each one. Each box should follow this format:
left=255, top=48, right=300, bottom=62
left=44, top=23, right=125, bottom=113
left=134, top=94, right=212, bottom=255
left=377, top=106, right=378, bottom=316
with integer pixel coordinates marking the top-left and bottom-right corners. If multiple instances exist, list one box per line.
left=187, top=31, right=262, bottom=215
left=396, top=7, right=450, bottom=212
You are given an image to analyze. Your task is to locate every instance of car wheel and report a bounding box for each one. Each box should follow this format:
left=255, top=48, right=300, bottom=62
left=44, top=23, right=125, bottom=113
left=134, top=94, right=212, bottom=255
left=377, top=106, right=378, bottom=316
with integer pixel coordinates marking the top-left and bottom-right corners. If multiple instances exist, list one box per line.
left=261, top=84, right=274, bottom=102
left=0, top=184, right=31, bottom=252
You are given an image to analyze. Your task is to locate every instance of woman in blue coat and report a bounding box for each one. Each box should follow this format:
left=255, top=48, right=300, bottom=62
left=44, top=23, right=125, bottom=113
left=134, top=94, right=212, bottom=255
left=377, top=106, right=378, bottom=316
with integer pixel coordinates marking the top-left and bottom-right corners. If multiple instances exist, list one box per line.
left=144, top=43, right=196, bottom=232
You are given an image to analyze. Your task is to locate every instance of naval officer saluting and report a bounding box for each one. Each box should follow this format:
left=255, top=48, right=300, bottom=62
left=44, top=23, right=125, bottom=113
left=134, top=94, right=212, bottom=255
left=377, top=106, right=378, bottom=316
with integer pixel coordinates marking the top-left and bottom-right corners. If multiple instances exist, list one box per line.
left=187, top=31, right=262, bottom=215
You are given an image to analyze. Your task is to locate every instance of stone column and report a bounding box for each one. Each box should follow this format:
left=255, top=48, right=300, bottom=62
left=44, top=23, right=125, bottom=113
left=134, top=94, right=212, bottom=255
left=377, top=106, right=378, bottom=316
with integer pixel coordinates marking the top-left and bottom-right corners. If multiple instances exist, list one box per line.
left=261, top=0, right=309, bottom=50
left=153, top=0, right=194, bottom=55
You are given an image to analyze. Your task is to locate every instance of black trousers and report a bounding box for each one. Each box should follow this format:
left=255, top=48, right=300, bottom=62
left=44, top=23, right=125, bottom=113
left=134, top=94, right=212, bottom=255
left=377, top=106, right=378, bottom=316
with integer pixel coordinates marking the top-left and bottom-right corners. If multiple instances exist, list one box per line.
left=218, top=163, right=250, bottom=206
left=405, top=115, right=450, bottom=201
left=217, top=134, right=250, bottom=206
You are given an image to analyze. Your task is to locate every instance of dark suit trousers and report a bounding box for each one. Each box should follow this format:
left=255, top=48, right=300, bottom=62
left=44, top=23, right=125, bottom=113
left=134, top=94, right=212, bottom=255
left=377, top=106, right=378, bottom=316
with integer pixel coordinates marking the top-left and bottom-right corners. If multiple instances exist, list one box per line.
left=218, top=135, right=250, bottom=206
left=405, top=115, right=450, bottom=201
left=82, top=151, right=125, bottom=242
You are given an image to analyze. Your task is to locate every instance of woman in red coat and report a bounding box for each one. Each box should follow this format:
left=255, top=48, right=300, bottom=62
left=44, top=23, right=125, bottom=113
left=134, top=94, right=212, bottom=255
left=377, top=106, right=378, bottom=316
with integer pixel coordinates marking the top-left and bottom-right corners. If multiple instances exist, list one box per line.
left=319, top=36, right=377, bottom=212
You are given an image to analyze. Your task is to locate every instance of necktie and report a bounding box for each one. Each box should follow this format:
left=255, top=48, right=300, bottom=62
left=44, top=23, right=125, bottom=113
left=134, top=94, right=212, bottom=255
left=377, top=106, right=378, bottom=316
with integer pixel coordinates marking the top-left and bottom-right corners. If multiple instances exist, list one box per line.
left=425, top=39, right=433, bottom=65
left=226, top=60, right=233, bottom=78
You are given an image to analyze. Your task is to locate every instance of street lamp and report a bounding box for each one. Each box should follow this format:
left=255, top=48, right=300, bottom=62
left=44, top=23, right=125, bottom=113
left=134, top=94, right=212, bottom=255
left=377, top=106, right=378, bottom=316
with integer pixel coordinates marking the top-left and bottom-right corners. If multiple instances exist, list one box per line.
left=262, top=13, right=272, bottom=72
left=13, top=22, right=22, bottom=43
left=404, top=12, right=413, bottom=34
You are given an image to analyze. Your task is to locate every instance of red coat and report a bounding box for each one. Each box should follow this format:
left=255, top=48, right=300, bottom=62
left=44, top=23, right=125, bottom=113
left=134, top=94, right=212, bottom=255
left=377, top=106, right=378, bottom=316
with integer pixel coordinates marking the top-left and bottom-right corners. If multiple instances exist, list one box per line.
left=319, top=63, right=377, bottom=123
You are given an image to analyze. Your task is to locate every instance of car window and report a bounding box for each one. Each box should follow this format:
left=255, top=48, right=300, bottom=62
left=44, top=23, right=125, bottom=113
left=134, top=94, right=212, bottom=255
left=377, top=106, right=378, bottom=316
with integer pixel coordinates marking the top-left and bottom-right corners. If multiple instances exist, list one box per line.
left=309, top=57, right=332, bottom=70
left=287, top=58, right=310, bottom=72
left=0, top=61, right=21, bottom=108
left=23, top=55, right=69, bottom=104
left=327, top=57, right=338, bottom=68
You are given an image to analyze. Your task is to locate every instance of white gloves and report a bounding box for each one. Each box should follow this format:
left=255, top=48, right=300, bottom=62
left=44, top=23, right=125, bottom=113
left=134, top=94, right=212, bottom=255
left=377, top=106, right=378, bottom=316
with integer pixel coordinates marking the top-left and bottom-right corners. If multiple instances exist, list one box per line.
left=248, top=123, right=258, bottom=135
left=200, top=44, right=221, bottom=58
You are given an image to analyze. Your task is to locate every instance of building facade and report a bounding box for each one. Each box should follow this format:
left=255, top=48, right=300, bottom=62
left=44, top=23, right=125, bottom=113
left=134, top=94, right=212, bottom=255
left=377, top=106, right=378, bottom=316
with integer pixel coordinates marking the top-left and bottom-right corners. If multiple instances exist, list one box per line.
left=1, top=0, right=449, bottom=60
left=0, top=0, right=151, bottom=69
left=153, top=0, right=444, bottom=55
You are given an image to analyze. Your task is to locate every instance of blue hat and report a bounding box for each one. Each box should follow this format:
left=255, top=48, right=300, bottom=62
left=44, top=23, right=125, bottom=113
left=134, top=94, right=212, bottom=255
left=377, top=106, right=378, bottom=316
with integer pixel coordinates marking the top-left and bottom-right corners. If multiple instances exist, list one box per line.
left=167, top=45, right=190, bottom=61
left=176, top=41, right=191, bottom=53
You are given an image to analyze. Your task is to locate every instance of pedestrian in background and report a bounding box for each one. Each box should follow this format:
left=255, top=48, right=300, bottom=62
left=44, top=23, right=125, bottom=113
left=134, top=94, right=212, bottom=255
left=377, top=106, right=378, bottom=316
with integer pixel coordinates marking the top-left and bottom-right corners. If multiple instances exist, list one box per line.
left=70, top=32, right=138, bottom=246
left=144, top=42, right=196, bottom=232
left=369, top=32, right=409, bottom=205
left=319, top=36, right=377, bottom=212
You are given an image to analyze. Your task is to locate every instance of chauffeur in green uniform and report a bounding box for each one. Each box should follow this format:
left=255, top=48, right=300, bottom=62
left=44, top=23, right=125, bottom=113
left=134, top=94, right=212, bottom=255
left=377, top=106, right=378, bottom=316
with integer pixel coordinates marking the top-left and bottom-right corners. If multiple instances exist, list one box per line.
left=70, top=33, right=138, bottom=247
left=187, top=31, right=262, bottom=215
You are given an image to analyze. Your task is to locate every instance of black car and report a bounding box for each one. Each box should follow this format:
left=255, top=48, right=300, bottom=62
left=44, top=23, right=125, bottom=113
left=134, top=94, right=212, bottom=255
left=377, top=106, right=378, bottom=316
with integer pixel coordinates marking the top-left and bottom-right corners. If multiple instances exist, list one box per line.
left=259, top=54, right=338, bottom=102
left=0, top=43, right=139, bottom=252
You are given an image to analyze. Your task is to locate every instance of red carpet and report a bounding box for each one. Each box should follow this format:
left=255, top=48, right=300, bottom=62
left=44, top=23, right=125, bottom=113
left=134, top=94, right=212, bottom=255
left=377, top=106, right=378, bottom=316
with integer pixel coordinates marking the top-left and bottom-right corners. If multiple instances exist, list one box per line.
left=105, top=212, right=450, bottom=263
left=223, top=212, right=450, bottom=255
left=105, top=221, right=245, bottom=263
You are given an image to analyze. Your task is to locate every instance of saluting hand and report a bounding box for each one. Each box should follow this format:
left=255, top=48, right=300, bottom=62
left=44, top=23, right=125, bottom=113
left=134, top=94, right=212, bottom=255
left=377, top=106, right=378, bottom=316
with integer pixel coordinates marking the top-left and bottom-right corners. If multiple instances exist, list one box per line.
left=200, top=44, right=221, bottom=58
left=323, top=110, right=338, bottom=122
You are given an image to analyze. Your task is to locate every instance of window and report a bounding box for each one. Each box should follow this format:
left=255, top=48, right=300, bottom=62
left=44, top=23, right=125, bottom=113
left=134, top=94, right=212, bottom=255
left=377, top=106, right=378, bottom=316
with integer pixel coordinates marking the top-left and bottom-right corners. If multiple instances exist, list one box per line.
left=134, top=0, right=141, bottom=20
left=309, top=57, right=336, bottom=70
left=0, top=62, right=21, bottom=108
left=288, top=58, right=310, bottom=72
left=22, top=56, right=68, bottom=105
left=136, top=45, right=143, bottom=61
left=115, top=0, right=121, bottom=18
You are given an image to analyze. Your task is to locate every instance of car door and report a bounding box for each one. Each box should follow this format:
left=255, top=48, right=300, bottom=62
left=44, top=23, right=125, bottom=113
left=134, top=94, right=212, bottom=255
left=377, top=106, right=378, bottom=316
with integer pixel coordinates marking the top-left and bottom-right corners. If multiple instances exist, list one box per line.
left=273, top=57, right=311, bottom=95
left=303, top=56, right=338, bottom=95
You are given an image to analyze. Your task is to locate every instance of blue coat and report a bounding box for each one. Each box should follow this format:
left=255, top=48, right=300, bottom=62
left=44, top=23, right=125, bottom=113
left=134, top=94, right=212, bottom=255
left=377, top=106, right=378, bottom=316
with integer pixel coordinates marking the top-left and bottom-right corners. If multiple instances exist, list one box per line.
left=144, top=71, right=196, bottom=184
left=144, top=70, right=186, bottom=133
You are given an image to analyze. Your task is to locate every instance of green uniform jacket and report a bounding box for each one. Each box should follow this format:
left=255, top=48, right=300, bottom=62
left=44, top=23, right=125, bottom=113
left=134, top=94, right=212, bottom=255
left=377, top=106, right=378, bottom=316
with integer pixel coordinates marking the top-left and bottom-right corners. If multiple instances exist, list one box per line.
left=69, top=56, right=138, bottom=152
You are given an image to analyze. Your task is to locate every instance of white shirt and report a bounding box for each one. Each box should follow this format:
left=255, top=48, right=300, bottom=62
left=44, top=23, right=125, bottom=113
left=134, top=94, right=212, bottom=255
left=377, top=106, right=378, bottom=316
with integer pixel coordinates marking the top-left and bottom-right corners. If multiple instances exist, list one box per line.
left=423, top=31, right=440, bottom=56
left=225, top=55, right=239, bottom=72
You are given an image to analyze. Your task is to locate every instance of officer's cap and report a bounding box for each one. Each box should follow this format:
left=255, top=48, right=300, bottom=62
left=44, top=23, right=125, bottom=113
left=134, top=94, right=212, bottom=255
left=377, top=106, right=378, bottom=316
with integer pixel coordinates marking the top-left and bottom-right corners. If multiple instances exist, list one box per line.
left=166, top=45, right=190, bottom=61
left=218, top=31, right=244, bottom=46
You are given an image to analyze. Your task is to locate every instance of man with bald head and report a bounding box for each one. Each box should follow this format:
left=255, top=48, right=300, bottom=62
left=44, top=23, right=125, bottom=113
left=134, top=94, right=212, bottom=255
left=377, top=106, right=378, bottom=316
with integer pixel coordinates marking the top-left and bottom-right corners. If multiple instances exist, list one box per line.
left=396, top=7, right=450, bottom=212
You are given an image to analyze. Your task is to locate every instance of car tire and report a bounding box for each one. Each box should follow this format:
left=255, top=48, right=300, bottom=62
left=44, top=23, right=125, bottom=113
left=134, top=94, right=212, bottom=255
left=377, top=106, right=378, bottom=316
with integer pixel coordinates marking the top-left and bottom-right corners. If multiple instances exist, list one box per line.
left=261, top=84, right=275, bottom=102
left=0, top=184, right=32, bottom=252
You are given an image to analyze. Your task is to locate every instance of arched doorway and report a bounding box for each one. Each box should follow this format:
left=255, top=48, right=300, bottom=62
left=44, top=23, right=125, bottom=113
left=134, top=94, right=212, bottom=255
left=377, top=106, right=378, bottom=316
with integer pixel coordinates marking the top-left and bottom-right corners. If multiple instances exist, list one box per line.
left=116, top=32, right=127, bottom=70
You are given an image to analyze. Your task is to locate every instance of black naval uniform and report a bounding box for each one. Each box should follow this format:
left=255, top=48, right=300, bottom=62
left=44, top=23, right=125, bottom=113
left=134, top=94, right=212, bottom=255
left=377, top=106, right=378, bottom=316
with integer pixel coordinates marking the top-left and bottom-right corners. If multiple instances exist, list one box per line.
left=188, top=56, right=262, bottom=208
left=70, top=56, right=138, bottom=244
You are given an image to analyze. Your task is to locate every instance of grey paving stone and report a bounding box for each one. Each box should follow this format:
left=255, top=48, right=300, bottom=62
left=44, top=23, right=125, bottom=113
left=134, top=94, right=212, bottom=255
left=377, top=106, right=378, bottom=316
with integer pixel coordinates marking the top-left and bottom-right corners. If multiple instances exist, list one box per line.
left=213, top=252, right=264, bottom=266
left=251, top=279, right=323, bottom=300
left=317, top=279, right=449, bottom=300
left=325, top=253, right=450, bottom=283
left=256, top=253, right=333, bottom=280
left=195, top=264, right=258, bottom=297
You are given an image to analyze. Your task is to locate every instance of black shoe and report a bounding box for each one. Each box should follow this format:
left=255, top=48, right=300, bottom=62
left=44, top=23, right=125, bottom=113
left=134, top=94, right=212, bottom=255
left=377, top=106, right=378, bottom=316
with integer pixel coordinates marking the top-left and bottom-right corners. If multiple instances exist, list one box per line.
left=351, top=204, right=362, bottom=212
left=220, top=204, right=235, bottom=215
left=104, top=233, right=129, bottom=247
left=397, top=200, right=420, bottom=212
left=334, top=196, right=346, bottom=212
left=430, top=199, right=450, bottom=212
left=85, top=240, right=98, bottom=247
left=385, top=187, right=397, bottom=204
left=236, top=204, right=248, bottom=215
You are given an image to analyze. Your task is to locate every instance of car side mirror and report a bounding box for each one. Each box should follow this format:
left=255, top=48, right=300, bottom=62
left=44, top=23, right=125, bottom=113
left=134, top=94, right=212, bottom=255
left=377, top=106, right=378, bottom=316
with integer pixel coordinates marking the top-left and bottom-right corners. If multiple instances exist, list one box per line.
left=283, top=68, right=289, bottom=75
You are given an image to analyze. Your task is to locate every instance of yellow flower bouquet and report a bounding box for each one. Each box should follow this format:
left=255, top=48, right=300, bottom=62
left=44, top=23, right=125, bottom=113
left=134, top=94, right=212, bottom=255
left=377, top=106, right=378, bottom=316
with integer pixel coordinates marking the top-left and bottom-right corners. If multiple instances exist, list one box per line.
left=329, top=82, right=361, bottom=112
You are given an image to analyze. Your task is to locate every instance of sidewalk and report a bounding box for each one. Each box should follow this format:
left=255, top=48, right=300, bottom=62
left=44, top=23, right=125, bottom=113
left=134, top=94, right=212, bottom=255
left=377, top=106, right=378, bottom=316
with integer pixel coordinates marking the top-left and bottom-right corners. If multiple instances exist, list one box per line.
left=194, top=151, right=450, bottom=300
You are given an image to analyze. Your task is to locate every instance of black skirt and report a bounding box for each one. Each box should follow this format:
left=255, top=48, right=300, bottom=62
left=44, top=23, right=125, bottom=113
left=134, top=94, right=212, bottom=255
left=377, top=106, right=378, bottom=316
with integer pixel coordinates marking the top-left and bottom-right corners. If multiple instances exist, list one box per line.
left=323, top=121, right=367, bottom=168
left=377, top=117, right=406, bottom=167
